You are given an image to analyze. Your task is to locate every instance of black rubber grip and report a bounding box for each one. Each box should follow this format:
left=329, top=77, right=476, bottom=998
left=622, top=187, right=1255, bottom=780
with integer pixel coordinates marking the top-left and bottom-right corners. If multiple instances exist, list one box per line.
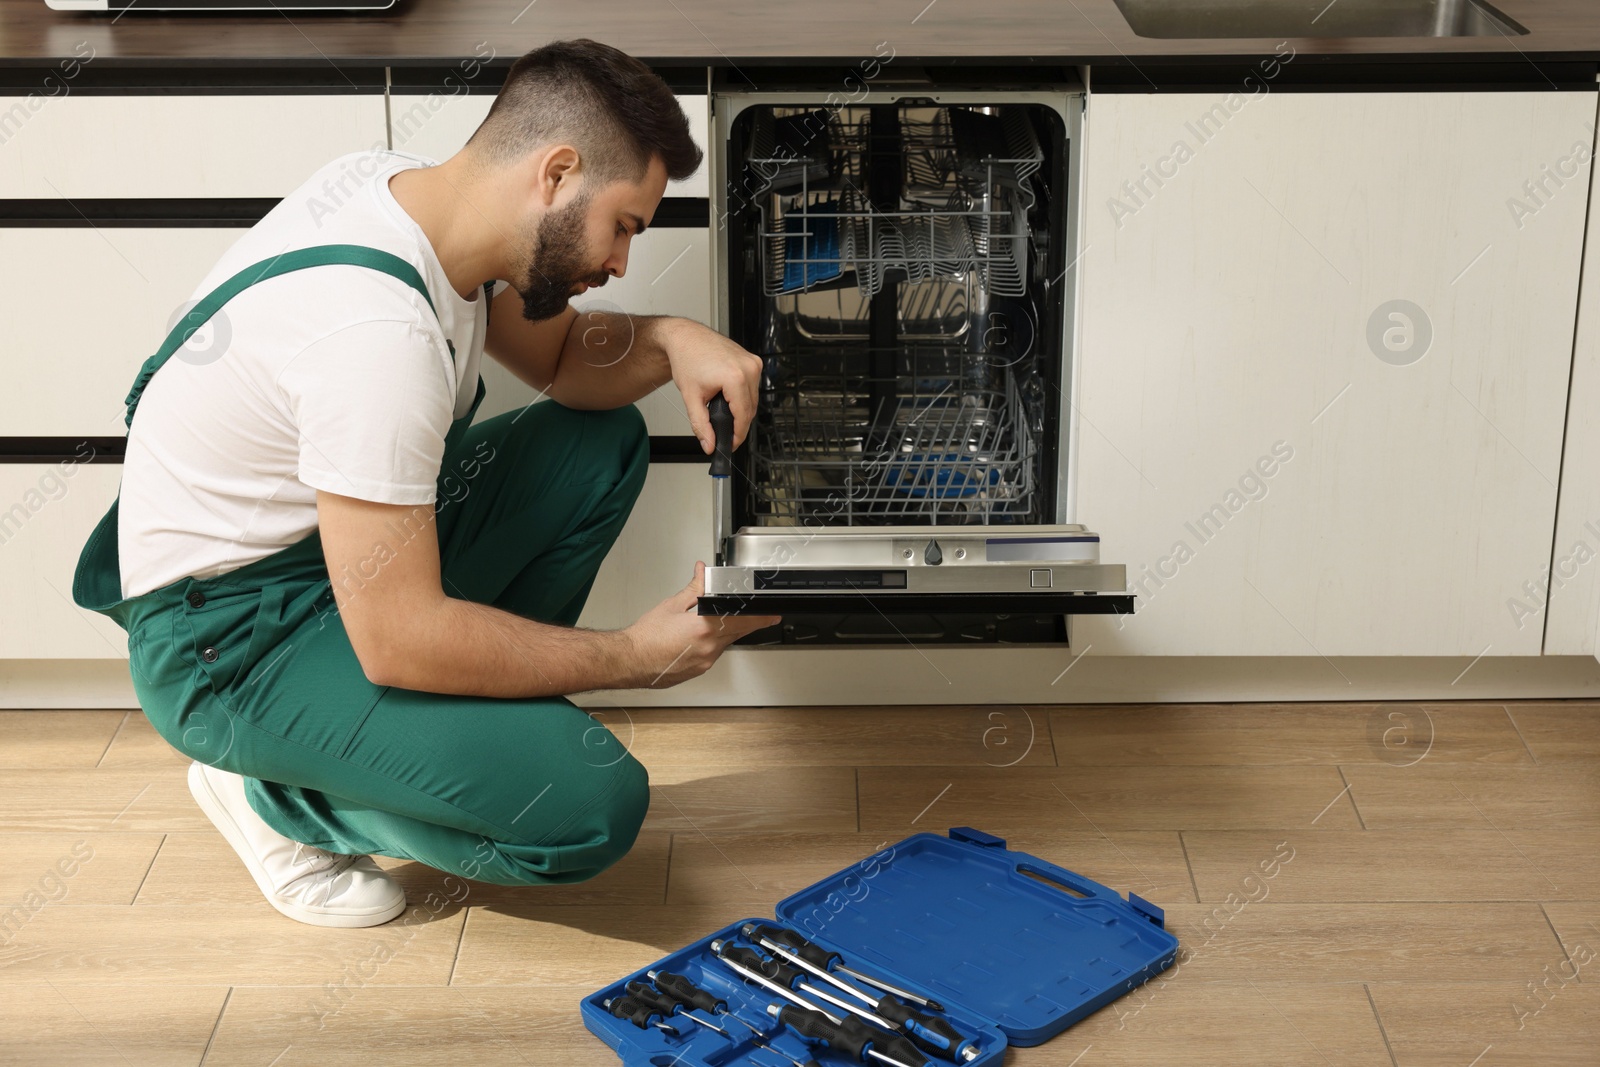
left=709, top=393, right=734, bottom=477
left=778, top=1005, right=871, bottom=1060
left=652, top=971, right=724, bottom=1013
left=724, top=943, right=804, bottom=988
left=877, top=1030, right=930, bottom=1066
left=626, top=981, right=680, bottom=1017
left=608, top=994, right=665, bottom=1030
left=874, top=998, right=964, bottom=1058
left=753, top=923, right=840, bottom=969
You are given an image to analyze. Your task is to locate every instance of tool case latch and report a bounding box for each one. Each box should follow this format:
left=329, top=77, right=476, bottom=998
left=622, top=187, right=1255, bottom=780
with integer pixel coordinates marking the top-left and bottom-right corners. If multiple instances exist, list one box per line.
left=948, top=826, right=1007, bottom=849
left=1127, top=891, right=1166, bottom=928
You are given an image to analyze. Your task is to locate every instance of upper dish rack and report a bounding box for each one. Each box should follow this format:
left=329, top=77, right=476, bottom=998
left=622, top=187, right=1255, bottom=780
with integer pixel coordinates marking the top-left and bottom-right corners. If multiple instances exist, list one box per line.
left=748, top=107, right=1044, bottom=300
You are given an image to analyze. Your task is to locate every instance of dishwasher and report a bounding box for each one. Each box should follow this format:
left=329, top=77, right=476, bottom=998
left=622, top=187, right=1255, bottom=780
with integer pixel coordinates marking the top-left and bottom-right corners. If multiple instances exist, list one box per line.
left=698, top=84, right=1131, bottom=645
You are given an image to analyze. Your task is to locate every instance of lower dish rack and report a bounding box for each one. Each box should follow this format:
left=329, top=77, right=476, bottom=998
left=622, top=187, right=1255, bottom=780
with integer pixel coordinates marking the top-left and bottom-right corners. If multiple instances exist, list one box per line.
left=750, top=348, right=1041, bottom=525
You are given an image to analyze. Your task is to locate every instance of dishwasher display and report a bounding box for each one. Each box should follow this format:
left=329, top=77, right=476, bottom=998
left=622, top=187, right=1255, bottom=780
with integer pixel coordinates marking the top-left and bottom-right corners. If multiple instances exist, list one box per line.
left=705, top=89, right=1131, bottom=644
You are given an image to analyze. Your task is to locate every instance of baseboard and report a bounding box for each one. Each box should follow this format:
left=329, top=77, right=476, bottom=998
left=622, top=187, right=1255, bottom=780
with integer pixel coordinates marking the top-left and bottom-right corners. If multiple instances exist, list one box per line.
left=8, top=653, right=1600, bottom=709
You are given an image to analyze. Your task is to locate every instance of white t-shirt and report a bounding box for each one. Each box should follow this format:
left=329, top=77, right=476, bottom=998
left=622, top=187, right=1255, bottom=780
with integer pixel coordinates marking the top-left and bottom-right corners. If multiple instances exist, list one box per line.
left=119, top=148, right=502, bottom=600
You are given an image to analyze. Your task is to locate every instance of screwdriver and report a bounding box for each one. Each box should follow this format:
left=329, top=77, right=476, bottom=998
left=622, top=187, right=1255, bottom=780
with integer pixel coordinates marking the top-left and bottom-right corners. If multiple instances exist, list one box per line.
left=767, top=1002, right=929, bottom=1067
left=708, top=392, right=734, bottom=566
left=722, top=943, right=911, bottom=1040
left=748, top=923, right=945, bottom=1012
left=603, top=995, right=679, bottom=1037
left=626, top=981, right=731, bottom=1038
left=709, top=940, right=926, bottom=1067
left=742, top=925, right=979, bottom=1062
left=645, top=971, right=821, bottom=1067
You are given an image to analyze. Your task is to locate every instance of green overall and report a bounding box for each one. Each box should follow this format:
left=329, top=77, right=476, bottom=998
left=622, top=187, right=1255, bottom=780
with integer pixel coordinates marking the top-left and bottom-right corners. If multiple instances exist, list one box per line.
left=72, top=244, right=652, bottom=887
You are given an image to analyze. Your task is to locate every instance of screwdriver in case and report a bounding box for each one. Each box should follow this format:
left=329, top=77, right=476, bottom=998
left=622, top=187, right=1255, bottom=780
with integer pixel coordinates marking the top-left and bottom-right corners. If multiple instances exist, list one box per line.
left=741, top=925, right=979, bottom=1062
left=710, top=940, right=926, bottom=1067
left=603, top=995, right=679, bottom=1037
left=767, top=1002, right=931, bottom=1067
left=747, top=923, right=945, bottom=1011
left=645, top=970, right=821, bottom=1067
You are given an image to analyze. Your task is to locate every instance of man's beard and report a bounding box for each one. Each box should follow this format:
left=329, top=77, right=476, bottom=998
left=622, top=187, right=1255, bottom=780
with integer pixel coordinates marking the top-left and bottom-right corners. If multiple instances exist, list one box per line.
left=514, top=193, right=611, bottom=322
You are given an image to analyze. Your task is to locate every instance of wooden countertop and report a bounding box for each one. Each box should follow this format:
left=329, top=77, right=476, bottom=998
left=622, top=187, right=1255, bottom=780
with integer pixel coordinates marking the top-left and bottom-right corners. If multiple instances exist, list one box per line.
left=0, top=0, right=1597, bottom=69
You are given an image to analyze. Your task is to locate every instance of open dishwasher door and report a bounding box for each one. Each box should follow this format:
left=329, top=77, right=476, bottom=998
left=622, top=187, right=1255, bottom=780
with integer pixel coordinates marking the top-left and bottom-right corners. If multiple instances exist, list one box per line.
left=700, top=525, right=1132, bottom=616
left=699, top=83, right=1131, bottom=644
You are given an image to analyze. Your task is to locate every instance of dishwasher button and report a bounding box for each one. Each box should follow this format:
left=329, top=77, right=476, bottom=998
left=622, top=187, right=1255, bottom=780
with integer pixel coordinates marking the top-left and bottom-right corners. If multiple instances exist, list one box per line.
left=925, top=540, right=943, bottom=566
left=1030, top=568, right=1052, bottom=588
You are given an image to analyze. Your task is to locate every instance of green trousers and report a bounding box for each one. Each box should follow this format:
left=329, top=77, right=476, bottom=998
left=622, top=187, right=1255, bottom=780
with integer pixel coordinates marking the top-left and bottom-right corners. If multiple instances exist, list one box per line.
left=125, top=401, right=652, bottom=886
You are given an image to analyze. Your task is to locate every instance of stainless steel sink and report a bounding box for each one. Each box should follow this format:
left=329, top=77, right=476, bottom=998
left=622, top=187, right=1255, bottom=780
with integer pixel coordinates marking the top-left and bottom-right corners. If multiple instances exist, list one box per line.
left=1110, top=0, right=1529, bottom=38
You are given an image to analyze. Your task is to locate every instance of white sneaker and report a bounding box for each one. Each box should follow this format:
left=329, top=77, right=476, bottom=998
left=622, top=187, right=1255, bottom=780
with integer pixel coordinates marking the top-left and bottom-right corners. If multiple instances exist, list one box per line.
left=187, top=760, right=407, bottom=928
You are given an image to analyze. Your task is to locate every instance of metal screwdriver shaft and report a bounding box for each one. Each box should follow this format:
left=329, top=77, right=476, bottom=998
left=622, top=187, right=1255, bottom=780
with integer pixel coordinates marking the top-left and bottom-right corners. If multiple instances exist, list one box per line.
left=708, top=393, right=734, bottom=566
left=646, top=969, right=820, bottom=1067
left=747, top=923, right=944, bottom=1012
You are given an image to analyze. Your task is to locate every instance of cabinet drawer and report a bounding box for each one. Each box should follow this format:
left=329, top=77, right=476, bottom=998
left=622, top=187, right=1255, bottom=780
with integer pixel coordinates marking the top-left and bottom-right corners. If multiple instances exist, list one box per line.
left=0, top=463, right=126, bottom=659
left=0, top=95, right=388, bottom=200
left=389, top=93, right=711, bottom=198
left=0, top=228, right=245, bottom=438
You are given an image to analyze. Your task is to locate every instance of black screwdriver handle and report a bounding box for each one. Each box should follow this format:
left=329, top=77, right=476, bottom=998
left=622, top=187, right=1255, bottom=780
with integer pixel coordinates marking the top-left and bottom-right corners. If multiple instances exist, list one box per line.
left=708, top=393, right=734, bottom=477
left=648, top=970, right=726, bottom=1013
left=778, top=1004, right=873, bottom=1061
left=750, top=923, right=841, bottom=969
left=873, top=996, right=967, bottom=1060
left=723, top=943, right=805, bottom=989
left=626, top=981, right=682, bottom=1017
left=606, top=995, right=677, bottom=1034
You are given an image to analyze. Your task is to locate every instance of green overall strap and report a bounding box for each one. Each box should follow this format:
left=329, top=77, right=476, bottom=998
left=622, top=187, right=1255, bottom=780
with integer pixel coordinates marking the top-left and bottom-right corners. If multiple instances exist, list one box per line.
left=122, top=244, right=438, bottom=430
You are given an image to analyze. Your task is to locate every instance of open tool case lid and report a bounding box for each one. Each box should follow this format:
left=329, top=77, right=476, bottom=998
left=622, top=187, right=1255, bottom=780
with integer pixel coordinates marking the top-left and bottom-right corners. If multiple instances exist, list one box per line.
left=581, top=827, right=1180, bottom=1064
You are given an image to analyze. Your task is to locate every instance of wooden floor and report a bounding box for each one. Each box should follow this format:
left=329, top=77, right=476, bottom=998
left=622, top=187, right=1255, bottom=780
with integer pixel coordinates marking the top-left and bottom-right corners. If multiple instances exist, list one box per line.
left=2, top=702, right=1597, bottom=1066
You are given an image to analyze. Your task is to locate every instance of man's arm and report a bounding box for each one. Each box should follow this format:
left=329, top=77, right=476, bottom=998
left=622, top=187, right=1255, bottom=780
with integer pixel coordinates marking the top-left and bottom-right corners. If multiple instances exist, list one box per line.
left=316, top=488, right=776, bottom=698
left=483, top=286, right=763, bottom=452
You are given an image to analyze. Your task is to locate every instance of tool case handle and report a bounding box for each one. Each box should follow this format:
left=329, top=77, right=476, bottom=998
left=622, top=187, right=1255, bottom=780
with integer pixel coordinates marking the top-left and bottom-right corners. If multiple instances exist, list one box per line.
left=948, top=826, right=1126, bottom=907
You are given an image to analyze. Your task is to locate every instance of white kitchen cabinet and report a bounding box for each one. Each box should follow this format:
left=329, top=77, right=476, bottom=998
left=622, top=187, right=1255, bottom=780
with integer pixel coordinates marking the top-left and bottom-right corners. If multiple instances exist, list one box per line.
left=1544, top=120, right=1600, bottom=657
left=0, top=463, right=127, bottom=659
left=0, top=95, right=387, bottom=200
left=1071, top=91, right=1595, bottom=656
left=575, top=463, right=712, bottom=633
left=387, top=92, right=711, bottom=198
left=0, top=228, right=246, bottom=438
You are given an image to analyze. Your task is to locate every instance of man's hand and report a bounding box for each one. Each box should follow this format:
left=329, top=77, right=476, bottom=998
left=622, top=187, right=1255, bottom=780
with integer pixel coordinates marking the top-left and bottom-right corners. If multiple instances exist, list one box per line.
left=623, top=562, right=780, bottom=688
left=665, top=321, right=765, bottom=454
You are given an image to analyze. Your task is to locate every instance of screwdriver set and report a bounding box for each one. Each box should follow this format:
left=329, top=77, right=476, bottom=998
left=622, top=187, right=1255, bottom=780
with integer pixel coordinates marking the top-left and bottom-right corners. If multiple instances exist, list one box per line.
left=582, top=826, right=1179, bottom=1066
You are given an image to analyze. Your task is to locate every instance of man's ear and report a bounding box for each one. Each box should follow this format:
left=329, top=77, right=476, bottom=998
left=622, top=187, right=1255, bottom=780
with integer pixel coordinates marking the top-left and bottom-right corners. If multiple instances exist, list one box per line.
left=536, top=144, right=583, bottom=208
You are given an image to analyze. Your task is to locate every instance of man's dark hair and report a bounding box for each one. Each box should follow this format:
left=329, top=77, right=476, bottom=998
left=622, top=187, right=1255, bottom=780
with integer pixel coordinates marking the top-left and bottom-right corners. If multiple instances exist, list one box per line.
left=468, top=39, right=702, bottom=187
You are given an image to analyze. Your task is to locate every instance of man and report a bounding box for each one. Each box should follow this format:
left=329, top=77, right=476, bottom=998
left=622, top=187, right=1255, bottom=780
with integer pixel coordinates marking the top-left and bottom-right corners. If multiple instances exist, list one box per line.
left=72, top=39, right=777, bottom=929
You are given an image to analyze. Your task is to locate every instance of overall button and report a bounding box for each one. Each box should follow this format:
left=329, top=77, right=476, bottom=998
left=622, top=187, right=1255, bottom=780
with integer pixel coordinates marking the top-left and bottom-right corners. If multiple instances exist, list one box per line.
left=186, top=591, right=206, bottom=609
left=201, top=646, right=219, bottom=663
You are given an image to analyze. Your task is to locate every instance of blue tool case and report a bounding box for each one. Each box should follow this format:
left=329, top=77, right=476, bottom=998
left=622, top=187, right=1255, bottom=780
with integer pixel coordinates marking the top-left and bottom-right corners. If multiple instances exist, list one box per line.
left=581, top=826, right=1180, bottom=1066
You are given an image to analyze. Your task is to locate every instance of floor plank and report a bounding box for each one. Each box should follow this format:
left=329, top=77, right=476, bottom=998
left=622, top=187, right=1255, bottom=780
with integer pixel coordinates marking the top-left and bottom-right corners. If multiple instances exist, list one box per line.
left=0, top=831, right=164, bottom=907
left=95, top=711, right=191, bottom=769
left=1183, top=830, right=1600, bottom=902
left=200, top=985, right=608, bottom=1067
left=1159, top=902, right=1564, bottom=982
left=1504, top=702, right=1600, bottom=763
left=604, top=705, right=1058, bottom=768
left=0, top=768, right=209, bottom=833
left=0, top=981, right=227, bottom=1067
left=1050, top=702, right=1530, bottom=766
left=643, top=766, right=858, bottom=833
left=1024, top=979, right=1393, bottom=1066
left=1340, top=764, right=1600, bottom=830
left=0, top=903, right=465, bottom=986
left=0, top=710, right=125, bottom=769
left=856, top=765, right=1363, bottom=834
left=450, top=905, right=752, bottom=987
left=132, top=830, right=671, bottom=909
left=665, top=829, right=1200, bottom=908
left=1368, top=979, right=1600, bottom=1066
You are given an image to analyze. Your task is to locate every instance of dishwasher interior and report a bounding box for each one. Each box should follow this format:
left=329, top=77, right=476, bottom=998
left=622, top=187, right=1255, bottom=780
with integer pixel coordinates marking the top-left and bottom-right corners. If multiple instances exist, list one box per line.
left=708, top=88, right=1128, bottom=644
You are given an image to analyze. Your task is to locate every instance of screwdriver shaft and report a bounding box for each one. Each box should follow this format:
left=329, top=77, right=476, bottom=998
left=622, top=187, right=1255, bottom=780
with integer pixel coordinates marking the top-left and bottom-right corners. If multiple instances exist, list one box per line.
left=838, top=964, right=941, bottom=1012
left=747, top=929, right=880, bottom=1011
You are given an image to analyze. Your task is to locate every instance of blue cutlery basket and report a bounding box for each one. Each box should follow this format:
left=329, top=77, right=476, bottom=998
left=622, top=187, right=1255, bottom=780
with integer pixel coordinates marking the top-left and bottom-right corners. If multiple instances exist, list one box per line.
left=581, top=826, right=1179, bottom=1065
